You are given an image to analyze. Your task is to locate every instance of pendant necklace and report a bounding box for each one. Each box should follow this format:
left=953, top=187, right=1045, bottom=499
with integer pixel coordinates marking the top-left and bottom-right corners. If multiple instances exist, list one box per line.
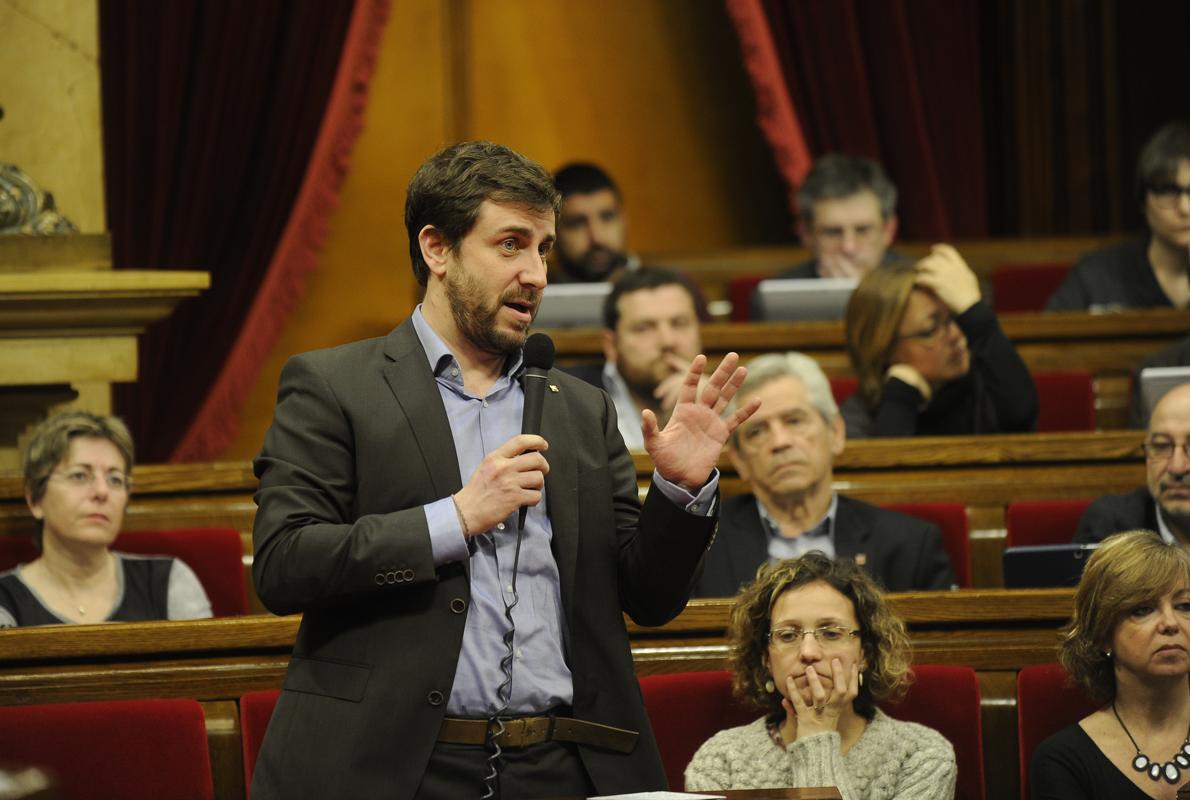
left=1112, top=701, right=1190, bottom=784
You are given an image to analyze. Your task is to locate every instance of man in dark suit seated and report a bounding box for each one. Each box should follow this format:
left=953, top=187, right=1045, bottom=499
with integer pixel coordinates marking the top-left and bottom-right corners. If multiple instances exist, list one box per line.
left=1076, top=381, right=1190, bottom=547
left=566, top=266, right=704, bottom=450
left=693, top=352, right=956, bottom=597
left=775, top=153, right=903, bottom=281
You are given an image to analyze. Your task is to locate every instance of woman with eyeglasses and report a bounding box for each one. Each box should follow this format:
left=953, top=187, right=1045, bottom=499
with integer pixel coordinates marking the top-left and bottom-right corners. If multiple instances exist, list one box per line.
left=841, top=244, right=1037, bottom=438
left=0, top=411, right=211, bottom=627
left=685, top=552, right=956, bottom=798
left=1046, top=122, right=1190, bottom=313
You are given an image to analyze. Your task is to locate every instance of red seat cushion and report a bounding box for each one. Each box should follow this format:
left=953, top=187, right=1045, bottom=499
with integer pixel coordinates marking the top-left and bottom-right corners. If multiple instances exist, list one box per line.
left=241, top=688, right=282, bottom=796
left=0, top=698, right=213, bottom=800
left=991, top=262, right=1072, bottom=313
left=1018, top=663, right=1100, bottom=800
left=885, top=664, right=985, bottom=800
left=1033, top=371, right=1096, bottom=432
left=882, top=503, right=971, bottom=588
left=638, top=670, right=756, bottom=789
left=1005, top=499, right=1092, bottom=548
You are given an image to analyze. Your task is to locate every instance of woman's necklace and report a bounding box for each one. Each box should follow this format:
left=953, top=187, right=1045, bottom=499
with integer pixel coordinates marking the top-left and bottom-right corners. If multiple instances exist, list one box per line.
left=1113, top=701, right=1190, bottom=784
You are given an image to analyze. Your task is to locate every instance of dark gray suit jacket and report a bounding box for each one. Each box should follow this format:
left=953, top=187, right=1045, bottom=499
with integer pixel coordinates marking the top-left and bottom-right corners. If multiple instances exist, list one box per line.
left=250, top=319, right=715, bottom=799
left=1073, top=488, right=1159, bottom=544
left=693, top=494, right=957, bottom=597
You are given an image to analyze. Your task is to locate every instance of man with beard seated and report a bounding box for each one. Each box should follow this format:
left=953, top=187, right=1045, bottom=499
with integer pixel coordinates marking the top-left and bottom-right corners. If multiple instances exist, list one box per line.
left=1076, top=381, right=1190, bottom=549
left=565, top=267, right=704, bottom=451
left=550, top=163, right=637, bottom=283
left=693, top=351, right=957, bottom=597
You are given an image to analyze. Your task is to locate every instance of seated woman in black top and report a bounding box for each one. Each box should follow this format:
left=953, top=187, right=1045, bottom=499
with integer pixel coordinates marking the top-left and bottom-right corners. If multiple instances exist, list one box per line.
left=1031, top=530, right=1190, bottom=800
left=841, top=244, right=1037, bottom=438
left=0, top=410, right=211, bottom=627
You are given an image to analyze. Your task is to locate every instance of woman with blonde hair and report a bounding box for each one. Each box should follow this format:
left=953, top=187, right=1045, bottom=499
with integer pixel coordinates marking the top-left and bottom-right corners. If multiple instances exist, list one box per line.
left=1031, top=530, right=1190, bottom=799
left=842, top=244, right=1037, bottom=437
left=685, top=551, right=955, bottom=798
left=0, top=410, right=211, bottom=627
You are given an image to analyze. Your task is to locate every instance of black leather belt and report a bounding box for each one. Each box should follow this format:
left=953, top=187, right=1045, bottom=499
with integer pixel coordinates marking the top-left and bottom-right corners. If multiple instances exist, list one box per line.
left=437, top=715, right=638, bottom=754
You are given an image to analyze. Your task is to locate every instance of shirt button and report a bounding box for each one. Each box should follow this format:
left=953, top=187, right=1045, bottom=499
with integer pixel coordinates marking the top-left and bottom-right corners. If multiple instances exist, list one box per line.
left=496, top=523, right=505, bottom=531
left=451, top=368, right=459, bottom=377
left=482, top=400, right=488, bottom=407
left=507, top=584, right=514, bottom=593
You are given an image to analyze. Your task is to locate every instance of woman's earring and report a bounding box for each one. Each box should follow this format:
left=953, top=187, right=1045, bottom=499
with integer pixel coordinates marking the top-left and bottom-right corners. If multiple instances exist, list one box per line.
left=1105, top=649, right=1113, bottom=659
left=764, top=679, right=776, bottom=693
left=858, top=671, right=865, bottom=687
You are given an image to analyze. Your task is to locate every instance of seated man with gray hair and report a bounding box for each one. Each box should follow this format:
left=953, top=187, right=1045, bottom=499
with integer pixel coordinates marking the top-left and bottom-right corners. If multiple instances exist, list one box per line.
left=694, top=352, right=956, bottom=597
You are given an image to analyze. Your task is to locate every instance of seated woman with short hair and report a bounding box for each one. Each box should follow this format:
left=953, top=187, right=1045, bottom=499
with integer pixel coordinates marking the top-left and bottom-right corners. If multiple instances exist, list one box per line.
left=842, top=244, right=1037, bottom=438
left=1031, top=530, right=1190, bottom=799
left=685, top=552, right=956, bottom=798
left=0, top=410, right=211, bottom=627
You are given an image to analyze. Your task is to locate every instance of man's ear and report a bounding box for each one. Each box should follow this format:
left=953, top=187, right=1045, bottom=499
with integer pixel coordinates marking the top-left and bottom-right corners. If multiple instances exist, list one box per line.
left=727, top=439, right=751, bottom=483
left=418, top=225, right=452, bottom=280
left=880, top=214, right=899, bottom=248
left=829, top=413, right=846, bottom=458
left=601, top=328, right=619, bottom=366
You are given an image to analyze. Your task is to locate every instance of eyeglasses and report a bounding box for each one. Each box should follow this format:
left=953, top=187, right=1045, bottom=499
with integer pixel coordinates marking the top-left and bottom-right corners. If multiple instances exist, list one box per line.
left=896, top=314, right=957, bottom=345
left=1148, top=183, right=1190, bottom=210
left=1144, top=437, right=1190, bottom=462
left=49, top=467, right=131, bottom=493
left=767, top=625, right=859, bottom=650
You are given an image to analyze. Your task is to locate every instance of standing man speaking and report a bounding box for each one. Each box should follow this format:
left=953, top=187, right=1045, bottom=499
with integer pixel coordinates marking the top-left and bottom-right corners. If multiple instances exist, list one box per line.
left=250, top=141, right=758, bottom=799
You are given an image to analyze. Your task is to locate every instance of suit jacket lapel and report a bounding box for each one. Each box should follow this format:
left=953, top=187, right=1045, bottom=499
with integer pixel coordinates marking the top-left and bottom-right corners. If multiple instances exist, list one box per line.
left=833, top=497, right=872, bottom=566
left=381, top=321, right=463, bottom=500
left=541, top=371, right=579, bottom=611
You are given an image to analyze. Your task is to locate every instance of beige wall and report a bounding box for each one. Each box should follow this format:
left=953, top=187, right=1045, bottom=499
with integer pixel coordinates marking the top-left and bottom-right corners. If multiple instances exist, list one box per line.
left=221, top=0, right=787, bottom=459
left=0, top=0, right=105, bottom=233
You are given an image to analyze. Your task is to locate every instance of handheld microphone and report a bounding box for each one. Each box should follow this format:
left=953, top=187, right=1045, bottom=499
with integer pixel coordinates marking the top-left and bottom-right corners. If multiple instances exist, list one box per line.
left=518, top=332, right=555, bottom=531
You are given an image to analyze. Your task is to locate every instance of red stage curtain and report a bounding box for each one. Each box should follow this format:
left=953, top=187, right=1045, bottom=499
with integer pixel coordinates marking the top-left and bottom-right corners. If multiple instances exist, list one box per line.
left=727, top=0, right=987, bottom=239
left=101, top=0, right=388, bottom=462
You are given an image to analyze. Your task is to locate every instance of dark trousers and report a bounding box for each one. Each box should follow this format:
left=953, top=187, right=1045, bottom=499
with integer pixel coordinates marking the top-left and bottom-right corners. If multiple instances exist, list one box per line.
left=416, top=739, right=596, bottom=800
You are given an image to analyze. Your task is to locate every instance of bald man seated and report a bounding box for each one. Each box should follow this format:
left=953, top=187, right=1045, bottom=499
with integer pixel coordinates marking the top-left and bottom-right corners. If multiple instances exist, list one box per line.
left=1075, top=381, right=1190, bottom=547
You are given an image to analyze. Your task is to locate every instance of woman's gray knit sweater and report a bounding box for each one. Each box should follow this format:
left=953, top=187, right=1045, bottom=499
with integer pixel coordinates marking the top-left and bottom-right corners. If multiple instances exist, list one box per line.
left=684, top=710, right=956, bottom=800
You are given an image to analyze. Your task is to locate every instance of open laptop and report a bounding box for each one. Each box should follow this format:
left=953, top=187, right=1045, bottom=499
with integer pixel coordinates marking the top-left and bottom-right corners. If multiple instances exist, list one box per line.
left=1138, top=366, right=1190, bottom=421
left=1002, top=543, right=1099, bottom=589
left=531, top=283, right=612, bottom=328
left=753, top=278, right=858, bottom=322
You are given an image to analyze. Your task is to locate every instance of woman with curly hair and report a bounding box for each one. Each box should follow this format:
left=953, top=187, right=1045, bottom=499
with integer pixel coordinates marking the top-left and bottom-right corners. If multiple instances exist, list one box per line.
left=685, top=552, right=956, bottom=798
left=1031, top=531, right=1190, bottom=799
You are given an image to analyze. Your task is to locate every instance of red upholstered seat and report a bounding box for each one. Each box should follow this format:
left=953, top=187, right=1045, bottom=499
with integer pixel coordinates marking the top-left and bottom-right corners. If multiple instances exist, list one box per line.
left=882, top=503, right=971, bottom=588
left=885, top=664, right=985, bottom=800
left=728, top=274, right=768, bottom=321
left=0, top=698, right=213, bottom=800
left=991, top=262, right=1072, bottom=313
left=1005, top=499, right=1092, bottom=548
left=641, top=666, right=983, bottom=797
left=1017, top=663, right=1100, bottom=800
left=1033, top=371, right=1097, bottom=432
left=829, top=376, right=859, bottom=406
left=0, top=527, right=248, bottom=617
left=638, top=670, right=755, bottom=790
left=241, top=688, right=282, bottom=796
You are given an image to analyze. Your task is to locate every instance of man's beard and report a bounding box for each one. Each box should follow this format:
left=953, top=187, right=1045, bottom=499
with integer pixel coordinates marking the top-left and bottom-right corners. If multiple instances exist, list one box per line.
left=560, top=244, right=628, bottom=282
left=444, top=264, right=540, bottom=356
left=619, top=353, right=678, bottom=404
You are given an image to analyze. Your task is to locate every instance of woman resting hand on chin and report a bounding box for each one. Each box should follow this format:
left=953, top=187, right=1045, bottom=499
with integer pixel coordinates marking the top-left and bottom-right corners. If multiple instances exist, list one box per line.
left=1031, top=531, right=1190, bottom=800
left=0, top=411, right=211, bottom=627
left=685, top=552, right=956, bottom=799
left=842, top=244, right=1038, bottom=438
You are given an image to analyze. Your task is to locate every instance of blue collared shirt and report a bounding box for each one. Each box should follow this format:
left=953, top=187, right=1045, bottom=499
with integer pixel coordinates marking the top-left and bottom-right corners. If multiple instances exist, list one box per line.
left=412, top=308, right=717, bottom=716
left=758, top=493, right=839, bottom=562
